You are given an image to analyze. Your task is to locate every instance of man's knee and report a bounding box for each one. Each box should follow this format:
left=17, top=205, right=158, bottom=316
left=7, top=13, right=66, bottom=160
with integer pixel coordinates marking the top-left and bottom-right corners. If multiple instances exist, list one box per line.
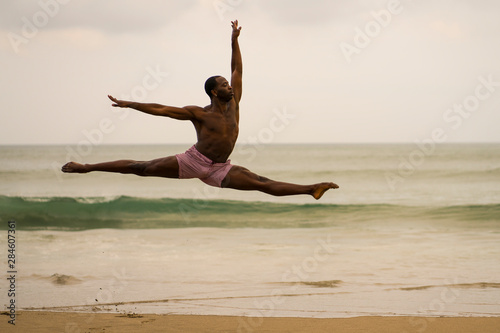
left=249, top=175, right=272, bottom=191
left=257, top=175, right=270, bottom=183
left=130, top=161, right=148, bottom=176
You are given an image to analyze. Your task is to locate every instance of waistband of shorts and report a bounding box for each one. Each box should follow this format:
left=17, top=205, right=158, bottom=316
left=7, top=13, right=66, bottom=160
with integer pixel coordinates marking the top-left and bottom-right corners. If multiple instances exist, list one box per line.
left=189, top=145, right=230, bottom=165
left=188, top=145, right=216, bottom=164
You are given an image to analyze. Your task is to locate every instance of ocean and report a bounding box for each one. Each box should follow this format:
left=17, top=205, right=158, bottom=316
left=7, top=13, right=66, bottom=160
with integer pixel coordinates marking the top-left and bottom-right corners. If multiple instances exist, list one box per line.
left=1, top=144, right=499, bottom=321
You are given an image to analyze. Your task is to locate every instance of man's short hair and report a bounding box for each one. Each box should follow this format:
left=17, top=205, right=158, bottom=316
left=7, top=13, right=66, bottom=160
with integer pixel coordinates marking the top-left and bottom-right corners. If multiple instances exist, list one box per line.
left=205, top=75, right=221, bottom=98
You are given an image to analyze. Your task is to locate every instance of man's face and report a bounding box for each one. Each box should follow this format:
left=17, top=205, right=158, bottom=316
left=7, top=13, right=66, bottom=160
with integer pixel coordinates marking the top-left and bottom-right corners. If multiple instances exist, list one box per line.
left=214, top=77, right=233, bottom=101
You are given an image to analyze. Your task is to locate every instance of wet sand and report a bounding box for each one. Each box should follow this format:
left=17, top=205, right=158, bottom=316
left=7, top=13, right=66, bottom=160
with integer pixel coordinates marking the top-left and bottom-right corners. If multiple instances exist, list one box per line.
left=1, top=311, right=499, bottom=332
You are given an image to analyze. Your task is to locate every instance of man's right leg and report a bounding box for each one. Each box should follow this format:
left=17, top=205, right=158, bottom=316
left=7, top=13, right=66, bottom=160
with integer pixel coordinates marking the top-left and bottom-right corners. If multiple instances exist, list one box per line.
left=61, top=156, right=180, bottom=178
left=222, top=165, right=339, bottom=200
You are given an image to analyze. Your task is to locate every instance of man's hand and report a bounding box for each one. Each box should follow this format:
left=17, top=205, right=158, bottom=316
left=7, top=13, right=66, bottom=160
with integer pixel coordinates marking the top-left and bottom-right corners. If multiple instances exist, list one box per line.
left=231, top=20, right=241, bottom=40
left=108, top=95, right=130, bottom=108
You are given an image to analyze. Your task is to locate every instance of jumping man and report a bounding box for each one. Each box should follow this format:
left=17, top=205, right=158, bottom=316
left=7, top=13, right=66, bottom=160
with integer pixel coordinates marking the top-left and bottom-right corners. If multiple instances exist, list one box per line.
left=62, top=20, right=339, bottom=200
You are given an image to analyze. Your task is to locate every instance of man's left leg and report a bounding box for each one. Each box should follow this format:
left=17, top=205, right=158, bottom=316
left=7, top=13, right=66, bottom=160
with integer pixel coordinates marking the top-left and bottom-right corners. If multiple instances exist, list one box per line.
left=61, top=156, right=179, bottom=178
left=222, top=165, right=338, bottom=200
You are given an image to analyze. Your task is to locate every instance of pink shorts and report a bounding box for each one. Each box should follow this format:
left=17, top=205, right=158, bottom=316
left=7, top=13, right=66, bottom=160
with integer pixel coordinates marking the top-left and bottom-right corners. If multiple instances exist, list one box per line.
left=175, top=145, right=233, bottom=187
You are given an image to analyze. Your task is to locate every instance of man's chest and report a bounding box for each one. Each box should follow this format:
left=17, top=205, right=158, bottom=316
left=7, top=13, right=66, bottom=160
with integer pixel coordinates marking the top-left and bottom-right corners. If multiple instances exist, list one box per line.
left=202, top=113, right=238, bottom=134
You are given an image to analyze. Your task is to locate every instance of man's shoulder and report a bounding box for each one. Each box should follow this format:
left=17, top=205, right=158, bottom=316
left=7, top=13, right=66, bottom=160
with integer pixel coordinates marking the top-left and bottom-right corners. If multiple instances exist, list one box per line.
left=183, top=105, right=209, bottom=118
left=182, top=105, right=214, bottom=123
left=183, top=105, right=207, bottom=112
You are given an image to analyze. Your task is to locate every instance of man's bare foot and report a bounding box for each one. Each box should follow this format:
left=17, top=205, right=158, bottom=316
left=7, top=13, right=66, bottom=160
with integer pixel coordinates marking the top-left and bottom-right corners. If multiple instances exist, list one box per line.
left=311, top=182, right=339, bottom=200
left=61, top=162, right=89, bottom=173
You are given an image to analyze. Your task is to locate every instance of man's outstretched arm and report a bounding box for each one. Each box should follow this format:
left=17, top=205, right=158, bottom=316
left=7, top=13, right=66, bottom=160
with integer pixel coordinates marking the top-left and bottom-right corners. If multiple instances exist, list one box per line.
left=230, top=20, right=242, bottom=104
left=108, top=95, right=197, bottom=121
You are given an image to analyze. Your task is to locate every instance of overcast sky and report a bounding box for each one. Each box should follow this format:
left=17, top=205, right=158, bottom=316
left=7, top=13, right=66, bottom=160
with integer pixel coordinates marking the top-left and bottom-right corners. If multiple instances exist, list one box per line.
left=1, top=0, right=499, bottom=145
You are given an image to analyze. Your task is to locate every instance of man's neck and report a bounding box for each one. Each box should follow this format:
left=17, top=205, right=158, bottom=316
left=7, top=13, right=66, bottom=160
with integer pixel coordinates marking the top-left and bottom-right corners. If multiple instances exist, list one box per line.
left=210, top=98, right=228, bottom=113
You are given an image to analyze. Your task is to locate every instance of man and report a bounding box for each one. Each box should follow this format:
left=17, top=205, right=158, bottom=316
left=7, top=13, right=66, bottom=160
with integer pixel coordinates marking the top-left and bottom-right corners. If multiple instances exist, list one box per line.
left=62, top=20, right=339, bottom=200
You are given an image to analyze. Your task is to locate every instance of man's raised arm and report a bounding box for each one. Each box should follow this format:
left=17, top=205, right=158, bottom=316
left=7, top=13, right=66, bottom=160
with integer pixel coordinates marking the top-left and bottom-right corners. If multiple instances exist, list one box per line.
left=230, top=20, right=242, bottom=103
left=108, top=95, right=197, bottom=121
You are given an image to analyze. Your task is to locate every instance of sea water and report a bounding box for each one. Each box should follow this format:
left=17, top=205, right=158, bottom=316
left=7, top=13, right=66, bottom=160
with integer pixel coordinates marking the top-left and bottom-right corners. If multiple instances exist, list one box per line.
left=0, top=144, right=499, bottom=318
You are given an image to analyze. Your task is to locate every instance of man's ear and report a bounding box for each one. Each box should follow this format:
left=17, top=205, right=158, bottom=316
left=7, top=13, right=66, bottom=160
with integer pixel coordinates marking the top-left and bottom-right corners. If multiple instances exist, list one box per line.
left=212, top=89, right=217, bottom=97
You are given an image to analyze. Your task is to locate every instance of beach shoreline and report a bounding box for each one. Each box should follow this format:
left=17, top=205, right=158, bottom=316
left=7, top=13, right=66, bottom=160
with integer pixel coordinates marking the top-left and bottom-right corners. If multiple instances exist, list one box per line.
left=1, top=311, right=500, bottom=333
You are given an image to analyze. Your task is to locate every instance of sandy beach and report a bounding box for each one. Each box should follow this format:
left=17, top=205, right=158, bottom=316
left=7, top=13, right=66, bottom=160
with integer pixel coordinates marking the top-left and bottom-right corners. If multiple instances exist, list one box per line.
left=1, top=312, right=499, bottom=333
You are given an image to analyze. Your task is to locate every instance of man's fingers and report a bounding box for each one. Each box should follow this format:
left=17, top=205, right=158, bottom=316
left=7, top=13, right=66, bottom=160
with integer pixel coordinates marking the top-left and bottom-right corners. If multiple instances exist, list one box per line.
left=108, top=95, right=127, bottom=108
left=231, top=20, right=241, bottom=35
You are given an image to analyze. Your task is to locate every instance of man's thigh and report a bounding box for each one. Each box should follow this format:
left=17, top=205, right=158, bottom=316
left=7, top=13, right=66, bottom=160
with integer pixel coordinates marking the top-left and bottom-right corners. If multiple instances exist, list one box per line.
left=222, top=165, right=267, bottom=190
left=144, top=156, right=180, bottom=178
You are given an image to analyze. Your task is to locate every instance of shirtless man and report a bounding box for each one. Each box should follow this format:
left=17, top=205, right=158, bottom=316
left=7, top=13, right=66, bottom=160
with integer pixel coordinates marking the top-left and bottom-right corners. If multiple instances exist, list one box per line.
left=62, top=20, right=339, bottom=200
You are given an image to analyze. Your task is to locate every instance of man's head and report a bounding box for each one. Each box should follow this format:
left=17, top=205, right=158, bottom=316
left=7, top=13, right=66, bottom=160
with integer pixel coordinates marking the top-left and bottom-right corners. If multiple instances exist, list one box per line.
left=205, top=75, right=233, bottom=101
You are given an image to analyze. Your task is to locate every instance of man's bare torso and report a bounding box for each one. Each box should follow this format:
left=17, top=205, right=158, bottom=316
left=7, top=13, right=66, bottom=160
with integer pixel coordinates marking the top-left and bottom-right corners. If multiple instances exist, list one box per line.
left=190, top=102, right=239, bottom=163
